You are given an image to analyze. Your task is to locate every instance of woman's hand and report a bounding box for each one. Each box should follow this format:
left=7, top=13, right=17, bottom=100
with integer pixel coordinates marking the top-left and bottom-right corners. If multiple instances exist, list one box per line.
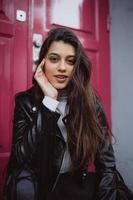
left=34, top=59, right=58, bottom=99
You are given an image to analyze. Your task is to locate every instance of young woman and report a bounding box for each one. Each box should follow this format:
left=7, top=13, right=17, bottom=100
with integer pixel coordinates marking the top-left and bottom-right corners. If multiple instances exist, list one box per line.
left=4, top=28, right=133, bottom=200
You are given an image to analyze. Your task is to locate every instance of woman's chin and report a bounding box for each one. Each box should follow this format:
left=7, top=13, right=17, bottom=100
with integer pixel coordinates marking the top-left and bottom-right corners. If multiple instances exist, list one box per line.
left=52, top=83, right=67, bottom=90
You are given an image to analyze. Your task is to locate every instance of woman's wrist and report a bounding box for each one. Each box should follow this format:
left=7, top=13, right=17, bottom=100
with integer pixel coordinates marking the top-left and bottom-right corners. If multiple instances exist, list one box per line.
left=42, top=96, right=59, bottom=112
left=42, top=90, right=58, bottom=100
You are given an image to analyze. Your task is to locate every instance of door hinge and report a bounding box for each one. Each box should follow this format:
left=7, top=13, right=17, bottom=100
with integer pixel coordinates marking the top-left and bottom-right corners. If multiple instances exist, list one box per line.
left=107, top=15, right=111, bottom=32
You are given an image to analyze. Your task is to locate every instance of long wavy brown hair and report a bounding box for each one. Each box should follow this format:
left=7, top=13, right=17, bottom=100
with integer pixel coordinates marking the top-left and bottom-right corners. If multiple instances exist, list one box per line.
left=32, top=27, right=104, bottom=170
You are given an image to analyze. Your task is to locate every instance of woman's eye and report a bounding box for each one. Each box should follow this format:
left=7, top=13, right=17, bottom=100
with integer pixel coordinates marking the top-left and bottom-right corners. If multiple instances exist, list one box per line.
left=49, top=56, right=59, bottom=63
left=67, top=59, right=75, bottom=65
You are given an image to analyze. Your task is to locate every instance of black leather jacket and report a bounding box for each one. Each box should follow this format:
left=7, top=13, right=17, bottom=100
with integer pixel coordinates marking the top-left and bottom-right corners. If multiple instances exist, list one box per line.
left=5, top=87, right=118, bottom=199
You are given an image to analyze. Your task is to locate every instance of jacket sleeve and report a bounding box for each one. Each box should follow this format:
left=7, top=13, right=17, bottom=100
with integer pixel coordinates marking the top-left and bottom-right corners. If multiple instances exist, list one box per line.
left=11, top=94, right=60, bottom=169
left=95, top=100, right=117, bottom=199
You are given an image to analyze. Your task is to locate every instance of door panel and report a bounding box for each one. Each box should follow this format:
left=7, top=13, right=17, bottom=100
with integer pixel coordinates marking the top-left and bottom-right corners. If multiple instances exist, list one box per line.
left=0, top=37, right=14, bottom=153
left=0, top=1, right=15, bottom=196
left=0, top=0, right=31, bottom=197
left=46, top=0, right=96, bottom=35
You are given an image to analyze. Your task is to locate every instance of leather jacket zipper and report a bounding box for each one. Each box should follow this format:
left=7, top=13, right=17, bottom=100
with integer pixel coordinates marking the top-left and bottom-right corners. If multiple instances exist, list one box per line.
left=51, top=144, right=66, bottom=192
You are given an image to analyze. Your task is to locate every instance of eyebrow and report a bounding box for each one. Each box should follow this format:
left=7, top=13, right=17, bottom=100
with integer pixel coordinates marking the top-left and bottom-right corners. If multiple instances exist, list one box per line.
left=47, top=53, right=76, bottom=58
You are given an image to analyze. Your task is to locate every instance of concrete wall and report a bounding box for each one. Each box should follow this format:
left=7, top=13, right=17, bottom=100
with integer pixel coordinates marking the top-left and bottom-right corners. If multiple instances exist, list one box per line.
left=109, top=0, right=133, bottom=190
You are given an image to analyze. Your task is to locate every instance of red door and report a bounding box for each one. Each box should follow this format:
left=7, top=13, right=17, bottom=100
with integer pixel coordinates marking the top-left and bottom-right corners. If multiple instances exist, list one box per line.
left=0, top=0, right=111, bottom=198
left=0, top=0, right=32, bottom=197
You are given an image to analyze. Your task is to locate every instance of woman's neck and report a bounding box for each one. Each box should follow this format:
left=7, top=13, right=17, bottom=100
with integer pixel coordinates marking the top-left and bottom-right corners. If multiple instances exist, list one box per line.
left=57, top=88, right=68, bottom=101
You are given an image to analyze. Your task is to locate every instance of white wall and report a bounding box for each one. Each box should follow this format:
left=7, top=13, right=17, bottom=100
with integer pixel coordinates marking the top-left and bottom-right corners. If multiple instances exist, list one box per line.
left=109, top=0, right=133, bottom=190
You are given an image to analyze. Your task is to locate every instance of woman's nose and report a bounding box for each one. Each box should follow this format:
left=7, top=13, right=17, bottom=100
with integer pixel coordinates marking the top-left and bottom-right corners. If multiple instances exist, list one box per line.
left=57, top=59, right=66, bottom=71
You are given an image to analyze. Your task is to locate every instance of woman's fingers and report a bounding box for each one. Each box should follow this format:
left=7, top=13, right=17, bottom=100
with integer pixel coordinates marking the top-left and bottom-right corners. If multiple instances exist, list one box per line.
left=34, top=59, right=58, bottom=99
left=34, top=59, right=47, bottom=81
left=35, top=59, right=45, bottom=77
left=38, top=59, right=45, bottom=70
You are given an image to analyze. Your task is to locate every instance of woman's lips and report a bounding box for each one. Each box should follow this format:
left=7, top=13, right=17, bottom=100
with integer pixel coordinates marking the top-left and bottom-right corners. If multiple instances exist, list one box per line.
left=54, top=75, right=68, bottom=83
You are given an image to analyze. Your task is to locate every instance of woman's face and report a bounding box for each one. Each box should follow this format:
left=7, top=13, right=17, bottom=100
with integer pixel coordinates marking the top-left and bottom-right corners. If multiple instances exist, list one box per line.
left=44, top=40, right=76, bottom=90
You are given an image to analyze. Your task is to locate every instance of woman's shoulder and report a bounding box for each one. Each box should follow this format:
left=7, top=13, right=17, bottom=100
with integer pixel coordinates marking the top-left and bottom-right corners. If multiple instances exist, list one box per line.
left=15, top=86, right=33, bottom=97
left=94, top=95, right=109, bottom=128
left=15, top=86, right=35, bottom=108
